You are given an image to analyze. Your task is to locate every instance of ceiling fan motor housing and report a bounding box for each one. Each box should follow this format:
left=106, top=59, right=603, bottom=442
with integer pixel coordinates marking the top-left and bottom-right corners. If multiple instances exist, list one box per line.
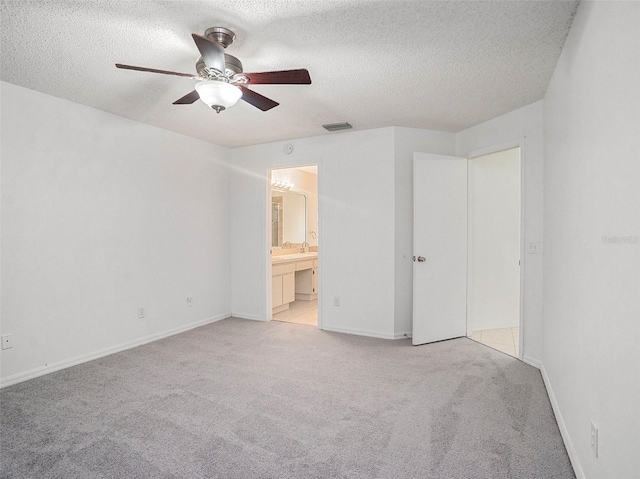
left=204, top=27, right=236, bottom=48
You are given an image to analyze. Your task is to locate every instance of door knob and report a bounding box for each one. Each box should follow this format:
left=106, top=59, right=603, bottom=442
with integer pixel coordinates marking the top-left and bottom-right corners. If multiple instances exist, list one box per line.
left=417, top=256, right=426, bottom=262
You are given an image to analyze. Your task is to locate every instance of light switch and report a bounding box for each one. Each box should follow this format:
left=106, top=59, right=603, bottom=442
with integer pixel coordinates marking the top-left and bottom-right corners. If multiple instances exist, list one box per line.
left=528, top=241, right=541, bottom=254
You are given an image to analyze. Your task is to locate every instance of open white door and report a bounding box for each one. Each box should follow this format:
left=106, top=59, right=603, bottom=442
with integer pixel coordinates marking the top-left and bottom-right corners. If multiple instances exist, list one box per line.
left=413, top=153, right=468, bottom=345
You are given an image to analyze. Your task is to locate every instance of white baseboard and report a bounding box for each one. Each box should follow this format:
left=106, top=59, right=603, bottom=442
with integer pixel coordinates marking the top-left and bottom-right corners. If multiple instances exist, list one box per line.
left=539, top=362, right=585, bottom=479
left=522, top=355, right=541, bottom=369
left=0, top=313, right=230, bottom=389
left=321, top=325, right=396, bottom=340
left=231, top=312, right=266, bottom=321
left=394, top=331, right=412, bottom=340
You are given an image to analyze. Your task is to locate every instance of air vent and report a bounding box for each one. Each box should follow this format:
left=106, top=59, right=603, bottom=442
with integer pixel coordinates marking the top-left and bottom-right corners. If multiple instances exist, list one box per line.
left=322, top=122, right=353, bottom=132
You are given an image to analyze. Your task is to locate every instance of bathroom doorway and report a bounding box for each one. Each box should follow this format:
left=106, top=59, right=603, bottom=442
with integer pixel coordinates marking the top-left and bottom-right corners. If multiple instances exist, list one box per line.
left=467, top=147, right=522, bottom=358
left=268, top=165, right=319, bottom=326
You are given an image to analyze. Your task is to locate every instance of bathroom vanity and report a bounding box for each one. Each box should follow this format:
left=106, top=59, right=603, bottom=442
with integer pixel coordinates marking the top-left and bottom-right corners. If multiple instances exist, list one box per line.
left=271, top=252, right=318, bottom=314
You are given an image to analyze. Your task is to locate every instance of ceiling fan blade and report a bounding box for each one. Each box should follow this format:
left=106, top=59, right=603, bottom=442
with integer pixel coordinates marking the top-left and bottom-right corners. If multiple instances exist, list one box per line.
left=173, top=90, right=200, bottom=105
left=244, top=69, right=311, bottom=85
left=115, top=63, right=196, bottom=78
left=192, top=34, right=226, bottom=73
left=239, top=86, right=279, bottom=111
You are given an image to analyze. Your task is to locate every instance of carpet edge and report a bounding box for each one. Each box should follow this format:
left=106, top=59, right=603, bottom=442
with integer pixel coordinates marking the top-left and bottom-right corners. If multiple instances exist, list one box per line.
left=321, top=325, right=400, bottom=340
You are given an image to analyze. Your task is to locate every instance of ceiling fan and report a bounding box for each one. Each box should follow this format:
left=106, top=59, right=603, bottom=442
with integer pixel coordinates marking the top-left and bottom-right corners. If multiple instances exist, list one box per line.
left=116, top=27, right=311, bottom=113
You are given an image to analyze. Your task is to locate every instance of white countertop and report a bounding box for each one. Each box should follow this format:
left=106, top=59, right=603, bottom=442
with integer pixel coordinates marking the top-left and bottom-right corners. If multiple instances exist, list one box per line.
left=272, top=252, right=318, bottom=264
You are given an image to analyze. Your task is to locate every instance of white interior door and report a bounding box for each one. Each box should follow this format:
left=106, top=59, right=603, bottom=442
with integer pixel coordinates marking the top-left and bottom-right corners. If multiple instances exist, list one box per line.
left=413, top=153, right=468, bottom=345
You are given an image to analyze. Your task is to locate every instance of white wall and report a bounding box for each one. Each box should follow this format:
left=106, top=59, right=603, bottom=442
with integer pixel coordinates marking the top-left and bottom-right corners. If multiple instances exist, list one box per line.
left=393, top=127, right=457, bottom=336
left=469, top=148, right=521, bottom=331
left=542, top=2, right=640, bottom=477
left=456, top=101, right=544, bottom=364
left=0, top=82, right=231, bottom=385
left=229, top=129, right=397, bottom=338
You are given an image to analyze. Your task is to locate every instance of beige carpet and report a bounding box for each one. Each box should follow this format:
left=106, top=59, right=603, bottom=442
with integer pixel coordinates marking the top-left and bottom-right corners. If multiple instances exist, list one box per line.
left=0, top=318, right=574, bottom=478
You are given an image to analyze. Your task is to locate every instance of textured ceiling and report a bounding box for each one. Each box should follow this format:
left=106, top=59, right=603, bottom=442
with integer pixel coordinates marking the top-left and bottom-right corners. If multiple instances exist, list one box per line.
left=0, top=1, right=578, bottom=148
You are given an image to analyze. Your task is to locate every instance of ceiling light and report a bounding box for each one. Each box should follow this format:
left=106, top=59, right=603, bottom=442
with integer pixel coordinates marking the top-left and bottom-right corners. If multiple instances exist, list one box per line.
left=194, top=81, right=242, bottom=113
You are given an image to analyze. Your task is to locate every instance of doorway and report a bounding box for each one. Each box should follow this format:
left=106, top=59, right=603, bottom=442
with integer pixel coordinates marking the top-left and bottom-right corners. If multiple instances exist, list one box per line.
left=467, top=147, right=522, bottom=358
left=412, top=147, right=523, bottom=359
left=268, top=165, right=319, bottom=326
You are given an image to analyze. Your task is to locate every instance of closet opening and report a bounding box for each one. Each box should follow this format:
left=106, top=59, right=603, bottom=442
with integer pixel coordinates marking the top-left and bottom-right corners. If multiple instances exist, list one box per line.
left=467, top=147, right=522, bottom=358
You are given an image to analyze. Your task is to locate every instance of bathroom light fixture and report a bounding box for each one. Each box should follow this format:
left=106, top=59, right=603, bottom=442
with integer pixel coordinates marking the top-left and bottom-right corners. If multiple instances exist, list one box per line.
left=271, top=179, right=294, bottom=192
left=194, top=80, right=242, bottom=113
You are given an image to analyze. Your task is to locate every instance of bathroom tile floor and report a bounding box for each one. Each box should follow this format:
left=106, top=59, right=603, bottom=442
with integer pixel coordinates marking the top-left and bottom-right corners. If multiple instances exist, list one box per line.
left=273, top=299, right=318, bottom=326
left=470, top=327, right=520, bottom=358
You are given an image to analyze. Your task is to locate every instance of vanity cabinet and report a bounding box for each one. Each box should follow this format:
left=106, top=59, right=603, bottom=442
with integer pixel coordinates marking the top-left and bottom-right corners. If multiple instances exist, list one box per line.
left=272, top=262, right=295, bottom=312
left=272, top=253, right=318, bottom=314
left=295, top=259, right=318, bottom=301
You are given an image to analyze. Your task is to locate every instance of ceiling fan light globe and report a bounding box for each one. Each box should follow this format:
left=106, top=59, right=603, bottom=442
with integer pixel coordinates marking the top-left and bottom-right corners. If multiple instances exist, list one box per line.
left=194, top=81, right=242, bottom=112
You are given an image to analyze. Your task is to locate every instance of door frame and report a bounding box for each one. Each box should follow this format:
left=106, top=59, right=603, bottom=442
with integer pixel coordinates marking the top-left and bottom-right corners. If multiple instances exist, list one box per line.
left=466, top=138, right=525, bottom=359
left=266, top=164, right=322, bottom=329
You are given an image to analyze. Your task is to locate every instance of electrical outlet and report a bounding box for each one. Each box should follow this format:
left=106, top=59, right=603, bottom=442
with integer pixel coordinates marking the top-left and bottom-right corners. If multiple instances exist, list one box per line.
left=186, top=297, right=193, bottom=307
left=1, top=334, right=13, bottom=350
left=138, top=307, right=146, bottom=319
left=333, top=296, right=340, bottom=307
left=591, top=421, right=598, bottom=458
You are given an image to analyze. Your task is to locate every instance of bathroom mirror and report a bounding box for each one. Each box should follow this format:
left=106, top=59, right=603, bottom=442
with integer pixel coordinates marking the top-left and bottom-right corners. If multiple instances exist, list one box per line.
left=272, top=190, right=306, bottom=247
